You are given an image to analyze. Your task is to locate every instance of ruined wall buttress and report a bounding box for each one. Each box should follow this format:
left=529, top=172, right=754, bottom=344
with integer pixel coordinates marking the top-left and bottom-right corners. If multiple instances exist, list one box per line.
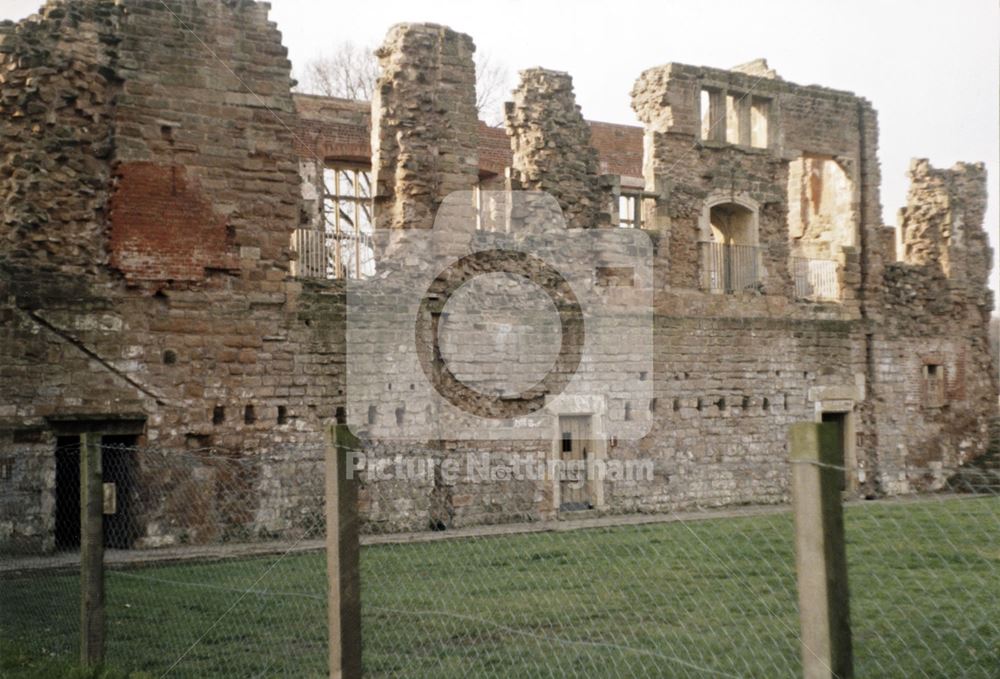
left=504, top=69, right=608, bottom=229
left=370, top=23, right=479, bottom=232
left=0, top=3, right=120, bottom=278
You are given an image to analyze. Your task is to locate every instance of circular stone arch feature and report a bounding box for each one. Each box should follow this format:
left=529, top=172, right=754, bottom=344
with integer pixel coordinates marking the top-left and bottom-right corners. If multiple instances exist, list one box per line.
left=414, top=249, right=585, bottom=420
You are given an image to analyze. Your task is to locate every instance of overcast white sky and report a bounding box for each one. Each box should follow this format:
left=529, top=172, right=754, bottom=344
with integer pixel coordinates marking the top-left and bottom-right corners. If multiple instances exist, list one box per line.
left=5, top=0, right=998, bottom=297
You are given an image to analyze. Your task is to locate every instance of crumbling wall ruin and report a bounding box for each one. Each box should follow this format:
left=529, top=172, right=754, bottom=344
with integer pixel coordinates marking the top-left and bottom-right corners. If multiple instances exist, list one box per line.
left=505, top=69, right=608, bottom=229
left=370, top=23, right=478, bottom=233
left=0, top=5, right=995, bottom=553
left=0, top=0, right=337, bottom=552
left=871, top=159, right=997, bottom=488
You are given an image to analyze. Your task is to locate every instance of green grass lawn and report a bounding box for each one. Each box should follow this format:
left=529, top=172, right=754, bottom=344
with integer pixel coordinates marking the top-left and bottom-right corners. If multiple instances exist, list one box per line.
left=2, top=496, right=998, bottom=678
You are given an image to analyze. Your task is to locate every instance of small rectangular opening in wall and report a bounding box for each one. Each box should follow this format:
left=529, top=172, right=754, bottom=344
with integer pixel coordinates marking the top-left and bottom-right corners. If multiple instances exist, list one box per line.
left=244, top=405, right=256, bottom=425
left=922, top=362, right=946, bottom=407
left=750, top=97, right=770, bottom=148
left=0, top=458, right=12, bottom=481
left=277, top=406, right=288, bottom=425
left=700, top=89, right=712, bottom=140
left=725, top=95, right=740, bottom=144
left=13, top=428, right=43, bottom=444
left=212, top=406, right=225, bottom=425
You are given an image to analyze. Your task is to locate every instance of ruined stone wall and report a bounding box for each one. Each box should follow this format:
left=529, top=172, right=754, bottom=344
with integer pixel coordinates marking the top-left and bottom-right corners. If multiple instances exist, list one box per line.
left=630, top=63, right=881, bottom=311
left=0, top=0, right=341, bottom=553
left=899, top=159, right=990, bottom=289
left=607, top=316, right=864, bottom=511
left=0, top=2, right=119, bottom=278
left=2, top=9, right=995, bottom=551
left=370, top=23, right=478, bottom=232
left=505, top=69, right=608, bottom=229
left=632, top=65, right=793, bottom=295
left=869, top=160, right=997, bottom=489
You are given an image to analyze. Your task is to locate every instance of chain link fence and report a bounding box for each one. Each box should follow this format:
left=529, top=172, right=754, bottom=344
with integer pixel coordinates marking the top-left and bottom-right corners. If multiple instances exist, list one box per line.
left=1, top=438, right=998, bottom=677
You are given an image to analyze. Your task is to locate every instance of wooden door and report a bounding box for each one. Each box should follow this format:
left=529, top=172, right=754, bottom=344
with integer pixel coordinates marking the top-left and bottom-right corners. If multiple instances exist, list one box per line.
left=559, top=416, right=592, bottom=511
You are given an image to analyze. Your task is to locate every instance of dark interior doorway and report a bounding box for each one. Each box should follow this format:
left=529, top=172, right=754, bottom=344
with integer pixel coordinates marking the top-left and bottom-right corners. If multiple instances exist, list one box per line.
left=54, top=437, right=81, bottom=550
left=821, top=412, right=848, bottom=491
left=54, top=434, right=139, bottom=551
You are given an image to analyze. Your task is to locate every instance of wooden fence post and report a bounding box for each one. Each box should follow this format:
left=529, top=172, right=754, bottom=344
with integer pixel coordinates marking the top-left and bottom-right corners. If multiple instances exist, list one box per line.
left=79, top=431, right=105, bottom=667
left=789, top=422, right=853, bottom=679
left=325, top=424, right=362, bottom=679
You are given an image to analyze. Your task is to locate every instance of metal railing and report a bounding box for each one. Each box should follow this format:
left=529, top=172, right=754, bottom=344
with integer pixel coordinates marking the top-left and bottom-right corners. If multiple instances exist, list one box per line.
left=700, top=241, right=762, bottom=294
left=792, top=257, right=839, bottom=301
left=290, top=228, right=375, bottom=280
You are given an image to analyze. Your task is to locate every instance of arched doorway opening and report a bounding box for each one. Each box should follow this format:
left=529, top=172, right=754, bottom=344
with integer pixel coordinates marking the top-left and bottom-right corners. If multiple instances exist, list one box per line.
left=700, top=200, right=761, bottom=293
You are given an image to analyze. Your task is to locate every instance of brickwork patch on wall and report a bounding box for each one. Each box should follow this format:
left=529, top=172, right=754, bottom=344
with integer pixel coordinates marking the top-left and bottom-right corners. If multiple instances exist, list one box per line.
left=109, top=163, right=236, bottom=281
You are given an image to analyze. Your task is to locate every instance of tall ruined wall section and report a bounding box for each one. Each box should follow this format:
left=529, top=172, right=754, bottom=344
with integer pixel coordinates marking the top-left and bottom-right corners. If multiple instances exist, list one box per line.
left=359, top=24, right=550, bottom=533
left=899, top=160, right=990, bottom=290
left=504, top=69, right=607, bottom=229
left=871, top=160, right=996, bottom=488
left=0, top=3, right=119, bottom=278
left=631, top=65, right=793, bottom=295
left=0, top=0, right=337, bottom=553
left=624, top=63, right=994, bottom=496
left=370, top=23, right=478, bottom=232
left=0, top=2, right=126, bottom=551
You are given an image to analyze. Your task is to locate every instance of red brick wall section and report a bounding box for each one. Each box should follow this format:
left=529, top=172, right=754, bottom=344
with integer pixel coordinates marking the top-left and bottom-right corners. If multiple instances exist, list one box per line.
left=589, top=121, right=644, bottom=177
left=109, top=162, right=236, bottom=281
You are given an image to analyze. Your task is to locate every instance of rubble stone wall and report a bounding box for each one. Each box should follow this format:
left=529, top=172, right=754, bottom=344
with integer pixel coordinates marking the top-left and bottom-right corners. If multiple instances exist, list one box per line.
left=871, top=160, right=997, bottom=490
left=0, top=0, right=340, bottom=552
left=370, top=23, right=478, bottom=232
left=1, top=7, right=995, bottom=553
left=505, top=69, right=608, bottom=229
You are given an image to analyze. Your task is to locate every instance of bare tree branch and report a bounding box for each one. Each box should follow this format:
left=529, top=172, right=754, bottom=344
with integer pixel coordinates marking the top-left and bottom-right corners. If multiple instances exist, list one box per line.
left=298, top=42, right=378, bottom=101
left=474, top=52, right=509, bottom=127
left=296, top=43, right=510, bottom=125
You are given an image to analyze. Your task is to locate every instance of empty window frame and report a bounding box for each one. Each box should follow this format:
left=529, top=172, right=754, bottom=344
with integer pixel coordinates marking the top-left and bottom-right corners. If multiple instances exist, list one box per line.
left=293, top=164, right=375, bottom=280
left=619, top=192, right=642, bottom=228
left=922, top=363, right=946, bottom=407
left=321, top=165, right=375, bottom=279
left=700, top=87, right=770, bottom=149
left=750, top=97, right=769, bottom=148
left=700, top=88, right=725, bottom=142
left=725, top=94, right=741, bottom=145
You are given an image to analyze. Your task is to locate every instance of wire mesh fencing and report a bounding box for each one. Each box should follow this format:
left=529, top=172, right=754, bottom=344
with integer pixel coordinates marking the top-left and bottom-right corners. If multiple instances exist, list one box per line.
left=0, top=437, right=998, bottom=678
left=1, top=440, right=329, bottom=678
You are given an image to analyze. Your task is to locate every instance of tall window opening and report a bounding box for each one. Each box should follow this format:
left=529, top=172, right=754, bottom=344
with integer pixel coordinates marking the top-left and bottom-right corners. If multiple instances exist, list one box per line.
left=700, top=201, right=761, bottom=294
left=292, top=163, right=375, bottom=279
left=619, top=192, right=642, bottom=228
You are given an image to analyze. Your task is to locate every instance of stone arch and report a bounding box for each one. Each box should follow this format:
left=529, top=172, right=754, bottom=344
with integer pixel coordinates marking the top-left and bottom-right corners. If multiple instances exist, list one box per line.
left=698, top=192, right=761, bottom=245
left=697, top=192, right=764, bottom=293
